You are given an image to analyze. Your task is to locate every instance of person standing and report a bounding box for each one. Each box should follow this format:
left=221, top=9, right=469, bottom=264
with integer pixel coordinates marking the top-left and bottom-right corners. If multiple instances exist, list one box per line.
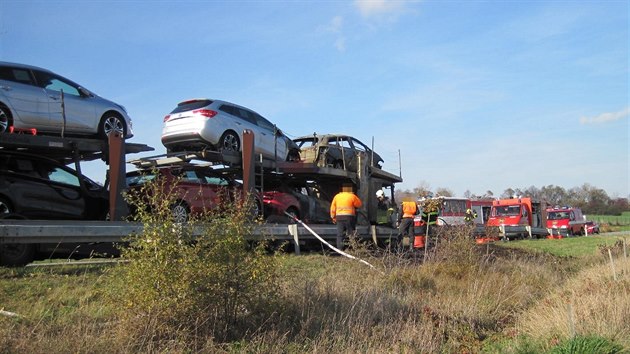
left=330, top=183, right=362, bottom=250
left=398, top=198, right=419, bottom=250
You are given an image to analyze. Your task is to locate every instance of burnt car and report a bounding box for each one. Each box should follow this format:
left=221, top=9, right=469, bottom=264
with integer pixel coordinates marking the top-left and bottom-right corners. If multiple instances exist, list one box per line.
left=126, top=164, right=260, bottom=223
left=293, top=134, right=383, bottom=172
left=263, top=179, right=332, bottom=224
left=0, top=150, right=109, bottom=220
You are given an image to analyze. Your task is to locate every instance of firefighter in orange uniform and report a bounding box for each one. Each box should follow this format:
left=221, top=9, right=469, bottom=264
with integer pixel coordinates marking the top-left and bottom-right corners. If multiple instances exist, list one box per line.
left=398, top=198, right=419, bottom=250
left=330, top=183, right=363, bottom=250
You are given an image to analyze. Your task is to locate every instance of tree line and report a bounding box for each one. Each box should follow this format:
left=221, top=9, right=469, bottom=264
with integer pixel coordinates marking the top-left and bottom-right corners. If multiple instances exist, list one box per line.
left=396, top=182, right=629, bottom=216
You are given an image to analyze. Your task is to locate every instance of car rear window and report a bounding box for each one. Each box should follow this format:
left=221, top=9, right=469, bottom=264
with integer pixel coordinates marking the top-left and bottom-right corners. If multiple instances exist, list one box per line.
left=170, top=99, right=213, bottom=114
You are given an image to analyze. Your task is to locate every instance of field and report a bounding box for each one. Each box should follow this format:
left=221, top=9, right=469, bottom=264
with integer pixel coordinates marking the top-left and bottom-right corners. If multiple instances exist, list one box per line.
left=1, top=230, right=629, bottom=353
left=590, top=212, right=630, bottom=231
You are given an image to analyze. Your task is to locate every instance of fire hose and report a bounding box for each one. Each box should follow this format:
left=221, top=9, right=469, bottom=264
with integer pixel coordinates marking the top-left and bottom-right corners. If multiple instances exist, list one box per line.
left=283, top=212, right=382, bottom=274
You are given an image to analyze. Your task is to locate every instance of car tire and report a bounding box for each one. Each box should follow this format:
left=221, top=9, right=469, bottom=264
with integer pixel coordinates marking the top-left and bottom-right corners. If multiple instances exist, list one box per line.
left=171, top=202, right=190, bottom=223
left=0, top=204, right=35, bottom=267
left=219, top=131, right=240, bottom=152
left=286, top=207, right=299, bottom=223
left=98, top=112, right=126, bottom=139
left=0, top=104, right=12, bottom=133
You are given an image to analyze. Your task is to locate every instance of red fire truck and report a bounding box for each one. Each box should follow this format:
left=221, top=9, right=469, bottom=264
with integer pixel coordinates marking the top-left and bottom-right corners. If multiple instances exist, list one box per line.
left=485, top=197, right=548, bottom=240
left=546, top=206, right=587, bottom=237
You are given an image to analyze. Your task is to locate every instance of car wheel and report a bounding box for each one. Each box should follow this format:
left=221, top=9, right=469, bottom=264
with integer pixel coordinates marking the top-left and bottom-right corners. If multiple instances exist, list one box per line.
left=286, top=207, right=299, bottom=223
left=98, top=113, right=126, bottom=139
left=251, top=199, right=262, bottom=218
left=0, top=205, right=35, bottom=267
left=219, top=131, right=240, bottom=152
left=171, top=202, right=190, bottom=223
left=0, top=105, right=12, bottom=133
left=0, top=197, right=12, bottom=215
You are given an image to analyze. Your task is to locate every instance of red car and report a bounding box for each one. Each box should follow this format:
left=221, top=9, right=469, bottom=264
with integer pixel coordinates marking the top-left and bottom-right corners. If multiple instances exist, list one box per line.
left=263, top=181, right=332, bottom=224
left=126, top=164, right=260, bottom=222
left=585, top=221, right=600, bottom=234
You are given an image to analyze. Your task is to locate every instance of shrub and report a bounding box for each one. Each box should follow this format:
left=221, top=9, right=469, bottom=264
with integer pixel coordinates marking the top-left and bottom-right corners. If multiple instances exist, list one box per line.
left=549, top=335, right=623, bottom=354
left=111, top=175, right=280, bottom=347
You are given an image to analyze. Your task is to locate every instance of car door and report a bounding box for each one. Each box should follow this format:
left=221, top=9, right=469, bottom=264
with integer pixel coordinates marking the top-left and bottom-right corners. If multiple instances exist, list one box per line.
left=253, top=113, right=287, bottom=160
left=0, top=66, right=51, bottom=128
left=33, top=70, right=97, bottom=134
left=36, top=160, right=87, bottom=218
left=198, top=170, right=233, bottom=208
left=0, top=155, right=86, bottom=219
left=218, top=104, right=260, bottom=153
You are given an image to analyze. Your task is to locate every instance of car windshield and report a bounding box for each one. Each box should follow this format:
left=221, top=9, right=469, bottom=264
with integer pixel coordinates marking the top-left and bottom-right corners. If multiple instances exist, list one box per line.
left=548, top=211, right=570, bottom=220
left=494, top=205, right=521, bottom=216
left=170, top=99, right=213, bottom=114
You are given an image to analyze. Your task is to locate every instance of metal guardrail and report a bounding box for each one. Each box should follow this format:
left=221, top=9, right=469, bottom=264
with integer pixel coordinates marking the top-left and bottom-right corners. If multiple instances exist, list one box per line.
left=0, top=220, right=398, bottom=245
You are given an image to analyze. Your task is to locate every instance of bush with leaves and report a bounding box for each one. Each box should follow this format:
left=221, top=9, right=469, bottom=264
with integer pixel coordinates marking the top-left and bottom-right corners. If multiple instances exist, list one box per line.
left=111, top=173, right=279, bottom=346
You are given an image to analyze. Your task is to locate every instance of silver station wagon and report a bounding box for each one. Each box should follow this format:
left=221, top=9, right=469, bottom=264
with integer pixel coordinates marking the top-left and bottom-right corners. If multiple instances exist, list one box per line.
left=161, top=98, right=299, bottom=162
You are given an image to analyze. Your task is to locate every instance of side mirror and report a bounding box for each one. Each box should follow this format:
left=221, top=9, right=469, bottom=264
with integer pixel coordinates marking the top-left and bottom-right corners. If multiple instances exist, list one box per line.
left=78, top=87, right=92, bottom=98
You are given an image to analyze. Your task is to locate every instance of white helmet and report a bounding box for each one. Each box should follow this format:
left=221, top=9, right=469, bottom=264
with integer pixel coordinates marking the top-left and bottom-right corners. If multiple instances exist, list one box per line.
left=376, top=190, right=384, bottom=198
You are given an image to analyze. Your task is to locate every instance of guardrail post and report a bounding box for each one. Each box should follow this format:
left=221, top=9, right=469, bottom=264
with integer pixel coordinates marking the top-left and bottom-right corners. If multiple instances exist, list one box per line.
left=288, top=224, right=300, bottom=255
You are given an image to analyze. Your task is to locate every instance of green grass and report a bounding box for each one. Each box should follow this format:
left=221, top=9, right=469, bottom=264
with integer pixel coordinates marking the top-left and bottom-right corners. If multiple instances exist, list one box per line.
left=495, top=234, right=629, bottom=257
left=590, top=211, right=630, bottom=226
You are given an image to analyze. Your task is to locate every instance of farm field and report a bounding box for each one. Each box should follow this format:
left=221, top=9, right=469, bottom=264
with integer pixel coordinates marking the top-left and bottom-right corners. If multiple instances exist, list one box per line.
left=1, top=231, right=629, bottom=353
left=590, top=212, right=630, bottom=231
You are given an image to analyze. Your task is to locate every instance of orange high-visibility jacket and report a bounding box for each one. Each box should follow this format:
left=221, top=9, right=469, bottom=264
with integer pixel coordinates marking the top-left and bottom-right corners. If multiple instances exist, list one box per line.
left=401, top=201, right=418, bottom=218
left=330, top=192, right=362, bottom=218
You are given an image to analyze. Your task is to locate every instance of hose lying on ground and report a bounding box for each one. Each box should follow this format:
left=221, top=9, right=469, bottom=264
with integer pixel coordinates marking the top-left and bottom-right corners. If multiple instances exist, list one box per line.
left=283, top=212, right=382, bottom=274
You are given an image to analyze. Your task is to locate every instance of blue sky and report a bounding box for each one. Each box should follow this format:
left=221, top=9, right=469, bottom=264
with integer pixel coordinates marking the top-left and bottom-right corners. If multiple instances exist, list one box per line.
left=1, top=0, right=628, bottom=197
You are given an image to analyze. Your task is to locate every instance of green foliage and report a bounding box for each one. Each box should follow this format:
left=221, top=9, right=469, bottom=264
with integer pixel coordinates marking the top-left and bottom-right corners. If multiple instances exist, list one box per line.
left=549, top=335, right=623, bottom=354
left=496, top=236, right=628, bottom=258
left=112, top=174, right=279, bottom=344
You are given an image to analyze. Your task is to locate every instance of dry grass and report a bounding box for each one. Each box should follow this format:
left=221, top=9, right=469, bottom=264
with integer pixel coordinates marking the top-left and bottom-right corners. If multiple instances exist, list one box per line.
left=517, top=256, right=630, bottom=351
left=1, top=226, right=628, bottom=353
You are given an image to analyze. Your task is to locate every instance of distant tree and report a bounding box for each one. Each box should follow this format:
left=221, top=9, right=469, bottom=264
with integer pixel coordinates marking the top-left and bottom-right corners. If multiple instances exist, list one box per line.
left=609, top=198, right=629, bottom=215
left=501, top=188, right=516, bottom=199
left=413, top=181, right=432, bottom=198
left=523, top=185, right=540, bottom=199
left=540, top=185, right=567, bottom=206
left=435, top=187, right=454, bottom=197
left=463, top=190, right=472, bottom=199
left=484, top=190, right=494, bottom=198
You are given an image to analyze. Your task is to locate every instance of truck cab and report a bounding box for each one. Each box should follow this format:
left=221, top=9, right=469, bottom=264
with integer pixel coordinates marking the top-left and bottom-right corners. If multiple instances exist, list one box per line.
left=546, top=206, right=586, bottom=236
left=486, top=197, right=547, bottom=239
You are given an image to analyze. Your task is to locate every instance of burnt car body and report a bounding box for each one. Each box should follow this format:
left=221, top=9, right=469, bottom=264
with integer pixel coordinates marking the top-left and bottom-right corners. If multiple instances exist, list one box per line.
left=293, top=134, right=383, bottom=172
left=126, top=164, right=260, bottom=223
left=263, top=180, right=332, bottom=224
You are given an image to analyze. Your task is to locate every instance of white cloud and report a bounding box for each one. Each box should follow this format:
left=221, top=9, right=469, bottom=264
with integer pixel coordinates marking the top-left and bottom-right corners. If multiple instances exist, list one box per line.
left=335, top=37, right=346, bottom=52
left=580, top=107, right=630, bottom=125
left=354, top=0, right=409, bottom=18
left=328, top=15, right=343, bottom=33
